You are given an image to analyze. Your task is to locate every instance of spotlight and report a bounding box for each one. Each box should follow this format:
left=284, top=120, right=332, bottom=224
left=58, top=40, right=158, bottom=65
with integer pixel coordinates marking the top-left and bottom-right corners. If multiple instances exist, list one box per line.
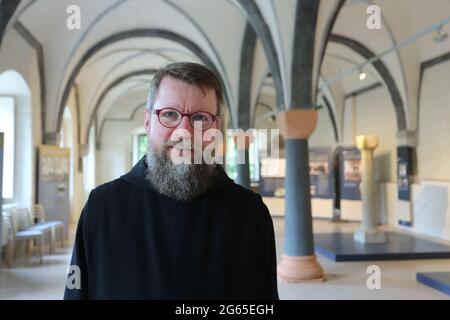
left=434, top=25, right=448, bottom=43
left=359, top=70, right=367, bottom=80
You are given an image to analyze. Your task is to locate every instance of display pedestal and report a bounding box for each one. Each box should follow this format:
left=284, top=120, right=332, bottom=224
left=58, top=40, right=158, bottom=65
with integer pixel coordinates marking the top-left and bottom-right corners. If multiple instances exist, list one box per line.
left=315, top=232, right=450, bottom=261
left=417, top=272, right=450, bottom=296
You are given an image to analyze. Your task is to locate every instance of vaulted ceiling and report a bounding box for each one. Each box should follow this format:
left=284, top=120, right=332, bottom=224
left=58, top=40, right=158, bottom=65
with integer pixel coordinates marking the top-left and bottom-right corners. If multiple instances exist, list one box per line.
left=0, top=0, right=449, bottom=145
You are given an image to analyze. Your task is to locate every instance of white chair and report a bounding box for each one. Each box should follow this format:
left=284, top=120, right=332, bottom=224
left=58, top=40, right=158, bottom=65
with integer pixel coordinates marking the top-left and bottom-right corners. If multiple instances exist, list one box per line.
left=13, top=207, right=52, bottom=250
left=30, top=204, right=65, bottom=251
left=6, top=209, right=44, bottom=265
left=1, top=212, right=11, bottom=267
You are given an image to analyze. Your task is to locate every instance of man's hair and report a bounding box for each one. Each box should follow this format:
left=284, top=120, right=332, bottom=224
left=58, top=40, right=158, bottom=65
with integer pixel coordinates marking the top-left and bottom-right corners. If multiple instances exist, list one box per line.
left=146, top=62, right=224, bottom=115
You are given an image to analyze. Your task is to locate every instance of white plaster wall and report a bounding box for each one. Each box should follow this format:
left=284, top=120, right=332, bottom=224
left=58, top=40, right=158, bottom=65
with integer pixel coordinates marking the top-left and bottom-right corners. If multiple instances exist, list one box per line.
left=0, top=71, right=33, bottom=208
left=0, top=29, right=43, bottom=208
left=96, top=107, right=145, bottom=186
left=250, top=43, right=270, bottom=123
left=342, top=96, right=355, bottom=145
left=174, top=0, right=247, bottom=111
left=42, top=0, right=242, bottom=133
left=417, top=59, right=450, bottom=181
left=374, top=59, right=450, bottom=240
left=255, top=0, right=292, bottom=105
left=333, top=2, right=408, bottom=128
left=309, top=106, right=336, bottom=148
left=60, top=89, right=84, bottom=223
left=342, top=86, right=397, bottom=182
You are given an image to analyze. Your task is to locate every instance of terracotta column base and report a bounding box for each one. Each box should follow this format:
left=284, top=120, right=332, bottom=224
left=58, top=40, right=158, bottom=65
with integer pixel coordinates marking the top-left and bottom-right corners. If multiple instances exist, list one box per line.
left=277, top=254, right=326, bottom=283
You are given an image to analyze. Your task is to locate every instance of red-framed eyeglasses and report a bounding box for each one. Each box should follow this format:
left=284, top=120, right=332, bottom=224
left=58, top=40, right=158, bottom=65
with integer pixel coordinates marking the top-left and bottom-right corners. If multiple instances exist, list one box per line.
left=153, top=107, right=220, bottom=130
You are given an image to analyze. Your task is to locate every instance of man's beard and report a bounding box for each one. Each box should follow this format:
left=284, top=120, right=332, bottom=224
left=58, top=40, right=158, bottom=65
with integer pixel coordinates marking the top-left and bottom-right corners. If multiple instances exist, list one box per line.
left=145, top=141, right=218, bottom=201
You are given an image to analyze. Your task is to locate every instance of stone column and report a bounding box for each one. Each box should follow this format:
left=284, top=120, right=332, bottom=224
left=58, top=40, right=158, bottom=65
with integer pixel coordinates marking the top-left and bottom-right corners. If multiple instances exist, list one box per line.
left=396, top=130, right=416, bottom=226
left=276, top=109, right=325, bottom=282
left=236, top=138, right=250, bottom=189
left=43, top=132, right=61, bottom=146
left=353, top=135, right=386, bottom=243
left=234, top=132, right=252, bottom=189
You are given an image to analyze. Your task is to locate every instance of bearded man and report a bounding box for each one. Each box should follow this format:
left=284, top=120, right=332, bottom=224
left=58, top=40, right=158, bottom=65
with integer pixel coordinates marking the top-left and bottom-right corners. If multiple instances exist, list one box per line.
left=64, top=62, right=279, bottom=300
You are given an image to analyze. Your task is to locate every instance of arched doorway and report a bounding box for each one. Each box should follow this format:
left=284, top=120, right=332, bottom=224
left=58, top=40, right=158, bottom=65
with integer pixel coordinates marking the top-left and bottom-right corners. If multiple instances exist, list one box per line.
left=0, top=70, right=33, bottom=208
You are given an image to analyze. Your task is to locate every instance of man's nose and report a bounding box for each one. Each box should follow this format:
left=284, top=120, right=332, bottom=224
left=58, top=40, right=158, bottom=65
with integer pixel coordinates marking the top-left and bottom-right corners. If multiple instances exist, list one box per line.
left=177, top=115, right=193, bottom=132
left=170, top=116, right=195, bottom=146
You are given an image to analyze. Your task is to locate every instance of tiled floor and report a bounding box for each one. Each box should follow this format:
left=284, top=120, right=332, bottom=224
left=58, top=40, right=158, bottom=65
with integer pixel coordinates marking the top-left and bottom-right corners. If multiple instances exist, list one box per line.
left=1, top=218, right=450, bottom=299
left=274, top=218, right=450, bottom=300
left=0, top=247, right=72, bottom=299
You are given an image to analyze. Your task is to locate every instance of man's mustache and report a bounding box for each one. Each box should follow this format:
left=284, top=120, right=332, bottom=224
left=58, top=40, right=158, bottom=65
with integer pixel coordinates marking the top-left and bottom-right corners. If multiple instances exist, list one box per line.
left=163, top=138, right=203, bottom=150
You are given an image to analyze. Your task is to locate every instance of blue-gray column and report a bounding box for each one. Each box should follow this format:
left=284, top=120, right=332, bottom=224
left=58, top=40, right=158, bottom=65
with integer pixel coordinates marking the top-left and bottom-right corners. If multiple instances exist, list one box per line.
left=277, top=0, right=325, bottom=282
left=276, top=109, right=323, bottom=281
left=0, top=0, right=21, bottom=48
left=284, top=139, right=314, bottom=255
left=235, top=23, right=256, bottom=190
left=236, top=148, right=251, bottom=189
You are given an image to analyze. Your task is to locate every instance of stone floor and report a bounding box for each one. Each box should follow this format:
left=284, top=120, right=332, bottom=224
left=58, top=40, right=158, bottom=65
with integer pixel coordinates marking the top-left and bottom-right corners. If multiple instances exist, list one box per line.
left=1, top=218, right=450, bottom=299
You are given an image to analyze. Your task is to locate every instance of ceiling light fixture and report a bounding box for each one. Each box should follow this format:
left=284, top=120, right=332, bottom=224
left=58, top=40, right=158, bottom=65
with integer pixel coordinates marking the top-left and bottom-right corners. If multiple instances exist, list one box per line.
left=434, top=25, right=448, bottom=43
left=359, top=70, right=367, bottom=80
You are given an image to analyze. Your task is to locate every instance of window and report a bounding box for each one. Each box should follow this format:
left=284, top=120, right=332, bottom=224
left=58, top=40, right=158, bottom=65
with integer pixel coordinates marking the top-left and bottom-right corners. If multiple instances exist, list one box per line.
left=0, top=96, right=15, bottom=198
left=225, top=135, right=238, bottom=180
left=225, top=132, right=259, bottom=182
left=131, top=128, right=148, bottom=166
left=137, top=134, right=147, bottom=160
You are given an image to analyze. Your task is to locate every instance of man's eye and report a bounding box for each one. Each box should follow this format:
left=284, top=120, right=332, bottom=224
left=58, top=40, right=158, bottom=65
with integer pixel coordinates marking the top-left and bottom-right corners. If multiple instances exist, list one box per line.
left=161, top=111, right=179, bottom=119
left=192, top=114, right=208, bottom=122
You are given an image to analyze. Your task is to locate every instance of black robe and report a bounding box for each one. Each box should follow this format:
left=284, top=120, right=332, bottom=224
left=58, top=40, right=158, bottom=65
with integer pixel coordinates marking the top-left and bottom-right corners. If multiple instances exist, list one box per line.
left=64, top=158, right=279, bottom=300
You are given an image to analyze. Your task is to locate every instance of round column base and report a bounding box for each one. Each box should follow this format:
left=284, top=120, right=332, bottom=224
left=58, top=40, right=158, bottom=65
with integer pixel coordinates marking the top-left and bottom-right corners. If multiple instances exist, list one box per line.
left=277, top=254, right=326, bottom=283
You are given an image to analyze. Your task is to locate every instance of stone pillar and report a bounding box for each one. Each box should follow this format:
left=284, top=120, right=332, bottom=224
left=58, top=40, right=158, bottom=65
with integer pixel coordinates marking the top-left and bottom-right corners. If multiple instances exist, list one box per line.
left=43, top=132, right=61, bottom=146
left=353, top=135, right=386, bottom=243
left=276, top=109, right=325, bottom=282
left=396, top=130, right=416, bottom=226
left=396, top=130, right=416, bottom=148
left=78, top=143, right=89, bottom=172
left=234, top=132, right=251, bottom=189
left=236, top=148, right=251, bottom=189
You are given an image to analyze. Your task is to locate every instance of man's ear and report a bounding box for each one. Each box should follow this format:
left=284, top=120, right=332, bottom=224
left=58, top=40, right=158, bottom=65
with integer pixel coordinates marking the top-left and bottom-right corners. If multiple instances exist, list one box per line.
left=144, top=108, right=151, bottom=132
